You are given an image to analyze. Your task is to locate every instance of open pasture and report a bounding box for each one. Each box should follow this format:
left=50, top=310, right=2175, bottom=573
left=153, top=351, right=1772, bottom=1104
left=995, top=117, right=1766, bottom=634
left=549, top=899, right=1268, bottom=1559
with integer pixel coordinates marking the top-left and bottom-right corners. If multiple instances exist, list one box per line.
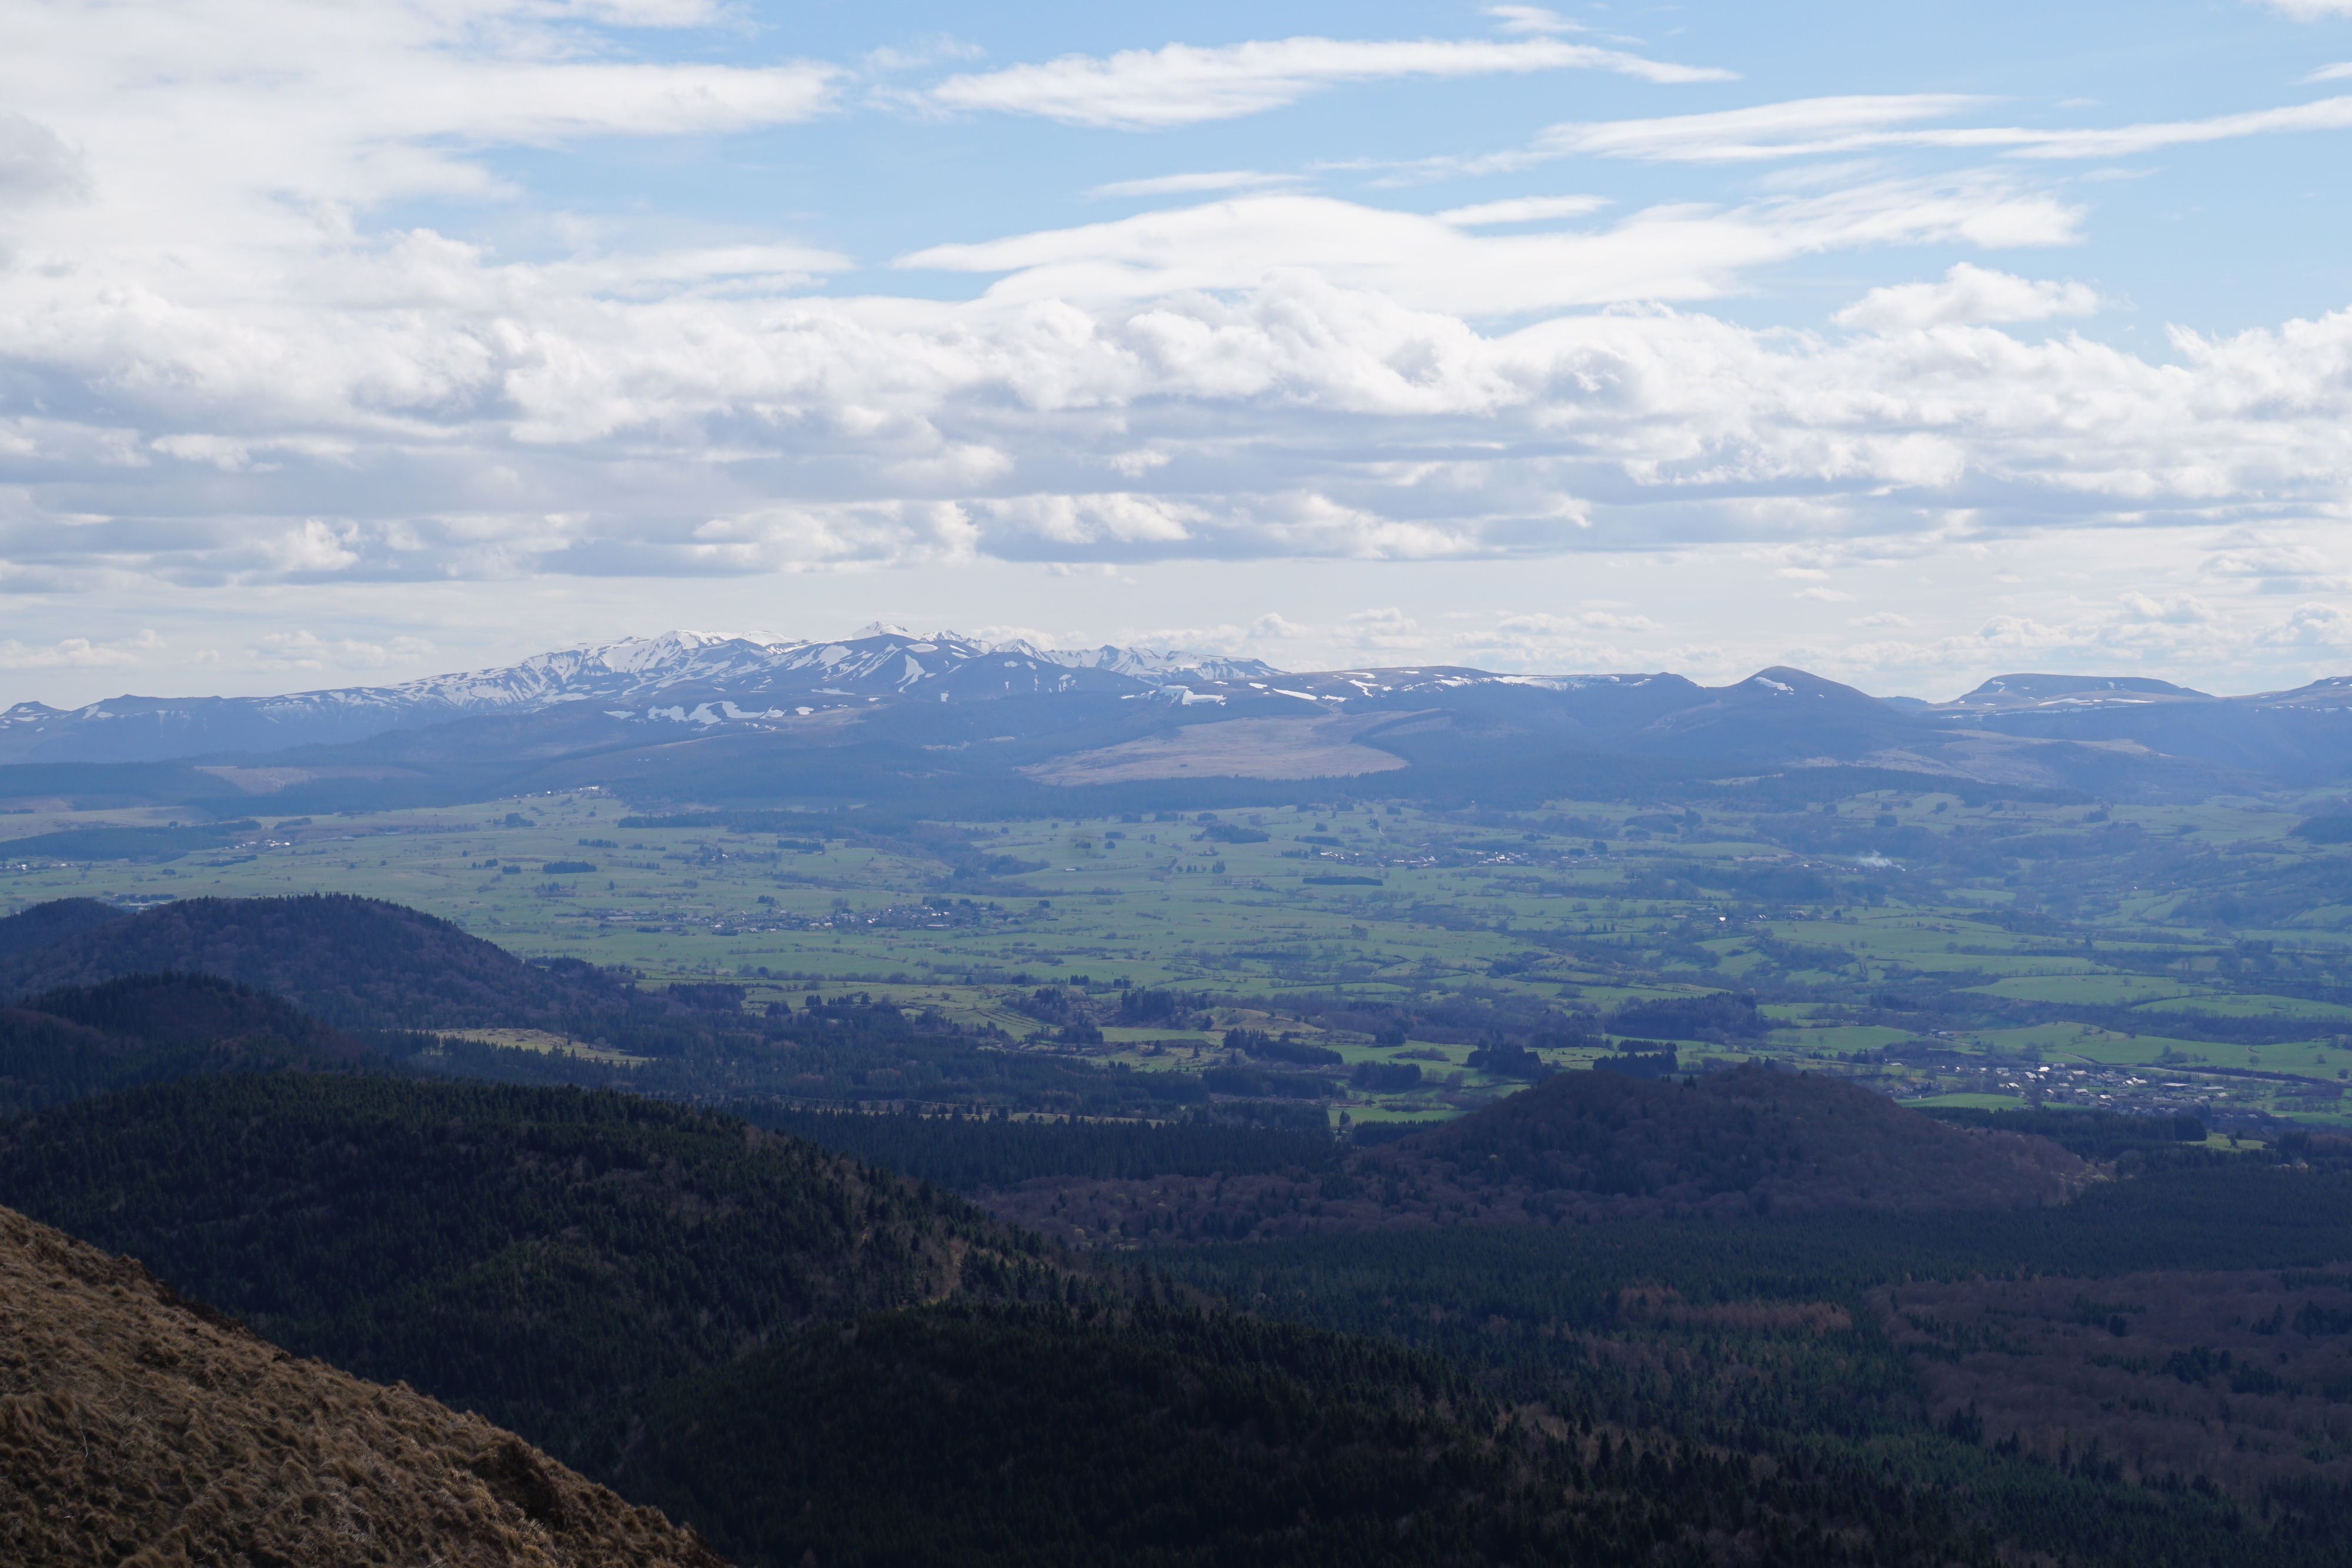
left=11, top=780, right=2352, bottom=1128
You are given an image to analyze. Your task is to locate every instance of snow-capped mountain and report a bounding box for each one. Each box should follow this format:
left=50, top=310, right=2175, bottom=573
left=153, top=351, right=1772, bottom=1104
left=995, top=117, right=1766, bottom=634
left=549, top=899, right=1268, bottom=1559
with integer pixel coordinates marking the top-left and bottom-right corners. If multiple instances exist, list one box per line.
left=994, top=640, right=1281, bottom=683
left=0, top=628, right=1284, bottom=765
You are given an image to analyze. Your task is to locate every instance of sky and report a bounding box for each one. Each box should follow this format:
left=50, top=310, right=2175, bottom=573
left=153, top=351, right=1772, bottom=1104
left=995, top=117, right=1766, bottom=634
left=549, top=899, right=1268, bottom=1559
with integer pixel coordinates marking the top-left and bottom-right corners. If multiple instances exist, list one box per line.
left=4, top=0, right=2352, bottom=706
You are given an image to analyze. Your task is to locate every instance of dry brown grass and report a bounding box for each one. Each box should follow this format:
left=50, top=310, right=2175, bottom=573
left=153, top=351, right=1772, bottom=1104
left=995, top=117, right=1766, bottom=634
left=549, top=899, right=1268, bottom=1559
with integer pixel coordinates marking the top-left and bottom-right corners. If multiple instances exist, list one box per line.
left=0, top=1202, right=730, bottom=1567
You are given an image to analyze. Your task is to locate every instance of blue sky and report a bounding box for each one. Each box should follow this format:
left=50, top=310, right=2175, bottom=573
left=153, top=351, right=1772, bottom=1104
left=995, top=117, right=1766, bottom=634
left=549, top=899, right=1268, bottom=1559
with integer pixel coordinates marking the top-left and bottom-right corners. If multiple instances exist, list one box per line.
left=4, top=0, right=2351, bottom=703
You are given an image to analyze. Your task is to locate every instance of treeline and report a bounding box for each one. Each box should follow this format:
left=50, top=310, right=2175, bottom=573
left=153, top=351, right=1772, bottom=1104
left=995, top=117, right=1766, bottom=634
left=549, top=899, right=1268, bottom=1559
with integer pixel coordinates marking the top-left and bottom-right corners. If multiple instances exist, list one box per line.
left=612, top=1298, right=2009, bottom=1568
left=1919, top=1105, right=2211, bottom=1160
left=731, top=1105, right=1340, bottom=1191
left=0, top=1074, right=1074, bottom=1460
left=1141, top=1165, right=2352, bottom=1563
left=1158, top=1166, right=2352, bottom=1405
left=393, top=1012, right=1217, bottom=1119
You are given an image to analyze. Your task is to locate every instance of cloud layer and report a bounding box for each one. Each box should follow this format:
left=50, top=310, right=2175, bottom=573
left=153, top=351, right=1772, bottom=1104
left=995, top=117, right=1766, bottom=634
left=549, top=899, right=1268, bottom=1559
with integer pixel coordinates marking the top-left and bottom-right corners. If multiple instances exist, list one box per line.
left=5, top=0, right=2352, bottom=702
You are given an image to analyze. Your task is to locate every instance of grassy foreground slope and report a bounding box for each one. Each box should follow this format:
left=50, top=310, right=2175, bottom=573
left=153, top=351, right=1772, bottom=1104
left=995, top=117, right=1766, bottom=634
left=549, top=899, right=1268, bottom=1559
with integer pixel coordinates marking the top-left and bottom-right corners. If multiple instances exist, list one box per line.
left=0, top=1199, right=727, bottom=1568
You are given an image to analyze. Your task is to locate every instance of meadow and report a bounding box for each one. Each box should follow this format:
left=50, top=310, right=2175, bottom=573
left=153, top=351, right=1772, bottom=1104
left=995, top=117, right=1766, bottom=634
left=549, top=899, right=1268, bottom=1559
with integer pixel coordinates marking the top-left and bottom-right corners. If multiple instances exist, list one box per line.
left=8, top=778, right=2352, bottom=1131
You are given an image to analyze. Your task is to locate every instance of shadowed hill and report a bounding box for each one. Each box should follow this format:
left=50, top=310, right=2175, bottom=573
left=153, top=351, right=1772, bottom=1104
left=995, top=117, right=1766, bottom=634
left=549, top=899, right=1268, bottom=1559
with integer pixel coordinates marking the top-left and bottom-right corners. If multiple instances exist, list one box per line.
left=21, top=969, right=373, bottom=1057
left=0, top=1073, right=1077, bottom=1462
left=0, top=895, right=126, bottom=959
left=977, top=1064, right=2088, bottom=1246
left=1371, top=1061, right=2088, bottom=1218
left=0, top=1199, right=727, bottom=1568
left=0, top=893, right=630, bottom=1031
left=0, top=972, right=379, bottom=1116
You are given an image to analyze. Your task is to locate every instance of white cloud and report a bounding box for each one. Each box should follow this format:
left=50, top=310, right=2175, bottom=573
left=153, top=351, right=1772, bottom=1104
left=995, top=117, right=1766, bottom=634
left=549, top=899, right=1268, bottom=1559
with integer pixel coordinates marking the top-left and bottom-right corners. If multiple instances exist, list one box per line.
left=251, top=630, right=436, bottom=670
left=1087, top=170, right=1298, bottom=199
left=19, top=253, right=2352, bottom=588
left=2120, top=591, right=2215, bottom=624
left=1836, top=263, right=2103, bottom=330
left=2271, top=604, right=2352, bottom=647
left=0, top=630, right=165, bottom=670
left=0, top=113, right=88, bottom=203
left=1436, top=194, right=1611, bottom=225
left=918, top=36, right=1734, bottom=131
left=1999, top=96, right=2352, bottom=161
left=1853, top=611, right=1912, bottom=627
left=6, top=0, right=2352, bottom=678
left=1485, top=6, right=1587, bottom=36
left=2306, top=62, right=2352, bottom=82
left=897, top=183, right=2081, bottom=315
left=0, top=0, right=842, bottom=241
left=1401, top=91, right=2352, bottom=176
left=1524, top=95, right=1989, bottom=165
left=2204, top=540, right=2345, bottom=591
left=2262, top=0, right=2352, bottom=17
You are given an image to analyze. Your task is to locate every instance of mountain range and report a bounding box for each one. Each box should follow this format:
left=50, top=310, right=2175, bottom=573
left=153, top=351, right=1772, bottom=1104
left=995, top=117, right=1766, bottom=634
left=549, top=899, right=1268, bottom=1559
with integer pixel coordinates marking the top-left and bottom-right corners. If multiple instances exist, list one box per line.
left=6, top=626, right=2352, bottom=818
left=0, top=627, right=1279, bottom=765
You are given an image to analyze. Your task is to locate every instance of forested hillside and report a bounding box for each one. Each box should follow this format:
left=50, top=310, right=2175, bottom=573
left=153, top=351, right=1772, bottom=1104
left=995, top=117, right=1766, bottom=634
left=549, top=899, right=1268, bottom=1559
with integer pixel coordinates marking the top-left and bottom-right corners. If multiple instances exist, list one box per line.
left=975, top=1063, right=2087, bottom=1246
left=0, top=972, right=376, bottom=1116
left=0, top=895, right=123, bottom=959
left=15, top=1068, right=2352, bottom=1563
left=613, top=1300, right=1970, bottom=1568
left=0, top=1075, right=1073, bottom=1459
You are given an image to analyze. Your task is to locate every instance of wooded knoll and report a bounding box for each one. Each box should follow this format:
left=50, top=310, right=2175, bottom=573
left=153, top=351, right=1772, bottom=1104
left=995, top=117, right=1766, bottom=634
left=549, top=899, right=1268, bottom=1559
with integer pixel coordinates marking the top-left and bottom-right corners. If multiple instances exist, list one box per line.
left=976, top=1063, right=2088, bottom=1247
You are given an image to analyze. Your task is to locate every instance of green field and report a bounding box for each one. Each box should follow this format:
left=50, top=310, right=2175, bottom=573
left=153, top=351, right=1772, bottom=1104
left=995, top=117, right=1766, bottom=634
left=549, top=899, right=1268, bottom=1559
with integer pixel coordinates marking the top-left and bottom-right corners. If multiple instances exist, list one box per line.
left=12, top=782, right=2352, bottom=1129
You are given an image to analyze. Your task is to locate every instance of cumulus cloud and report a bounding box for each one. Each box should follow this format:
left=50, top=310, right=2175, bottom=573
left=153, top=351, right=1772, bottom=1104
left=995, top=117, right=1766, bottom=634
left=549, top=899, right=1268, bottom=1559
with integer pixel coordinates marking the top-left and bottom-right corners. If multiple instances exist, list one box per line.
left=1836, top=263, right=2103, bottom=331
left=2204, top=539, right=2346, bottom=593
left=2262, top=0, right=2352, bottom=17
left=2120, top=591, right=2216, bottom=624
left=918, top=35, right=1734, bottom=131
left=250, top=630, right=436, bottom=670
left=0, top=630, right=166, bottom=670
left=15, top=248, right=2352, bottom=590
